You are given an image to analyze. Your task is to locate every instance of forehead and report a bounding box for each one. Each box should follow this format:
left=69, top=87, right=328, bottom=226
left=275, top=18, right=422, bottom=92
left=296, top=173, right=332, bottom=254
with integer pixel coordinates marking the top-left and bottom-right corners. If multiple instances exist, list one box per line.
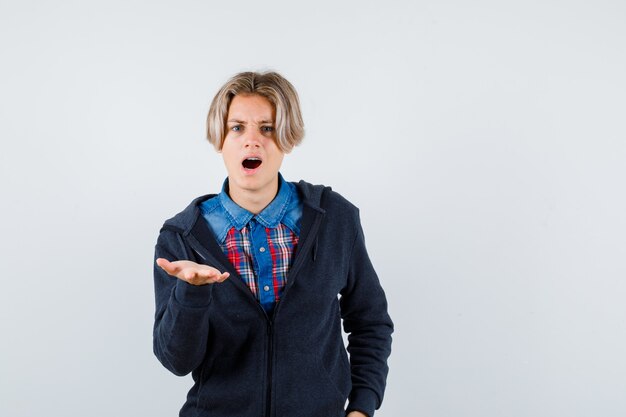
left=227, top=94, right=275, bottom=120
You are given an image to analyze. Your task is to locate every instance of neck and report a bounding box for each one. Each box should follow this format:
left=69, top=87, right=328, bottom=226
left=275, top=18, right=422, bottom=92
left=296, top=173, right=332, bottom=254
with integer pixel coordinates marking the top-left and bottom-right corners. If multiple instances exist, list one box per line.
left=228, top=177, right=279, bottom=215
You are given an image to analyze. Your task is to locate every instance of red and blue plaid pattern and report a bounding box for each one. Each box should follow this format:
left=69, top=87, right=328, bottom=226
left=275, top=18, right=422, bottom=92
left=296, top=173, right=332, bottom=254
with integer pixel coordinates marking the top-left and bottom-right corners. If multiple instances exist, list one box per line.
left=221, top=223, right=299, bottom=302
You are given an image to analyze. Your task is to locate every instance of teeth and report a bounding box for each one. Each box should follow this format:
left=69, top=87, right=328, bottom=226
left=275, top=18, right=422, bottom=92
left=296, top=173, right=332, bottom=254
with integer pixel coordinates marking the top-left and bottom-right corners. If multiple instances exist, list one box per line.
left=247, top=157, right=261, bottom=161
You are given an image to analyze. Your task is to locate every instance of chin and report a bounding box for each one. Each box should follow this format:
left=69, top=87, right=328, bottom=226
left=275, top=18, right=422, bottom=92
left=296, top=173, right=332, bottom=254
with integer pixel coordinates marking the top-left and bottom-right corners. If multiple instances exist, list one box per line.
left=240, top=173, right=278, bottom=190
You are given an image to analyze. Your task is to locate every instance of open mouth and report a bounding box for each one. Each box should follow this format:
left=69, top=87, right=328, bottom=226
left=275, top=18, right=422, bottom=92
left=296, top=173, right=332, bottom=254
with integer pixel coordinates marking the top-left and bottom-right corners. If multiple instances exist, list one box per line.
left=242, top=157, right=262, bottom=170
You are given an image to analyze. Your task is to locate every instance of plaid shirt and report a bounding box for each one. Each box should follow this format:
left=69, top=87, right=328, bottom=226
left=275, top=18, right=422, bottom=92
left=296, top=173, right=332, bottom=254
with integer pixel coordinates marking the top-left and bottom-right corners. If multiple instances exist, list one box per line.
left=200, top=174, right=302, bottom=313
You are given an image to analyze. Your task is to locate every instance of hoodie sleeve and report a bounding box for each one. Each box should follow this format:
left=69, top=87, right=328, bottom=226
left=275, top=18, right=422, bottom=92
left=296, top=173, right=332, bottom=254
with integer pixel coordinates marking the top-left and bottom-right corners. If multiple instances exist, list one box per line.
left=153, top=228, right=213, bottom=376
left=340, top=213, right=394, bottom=417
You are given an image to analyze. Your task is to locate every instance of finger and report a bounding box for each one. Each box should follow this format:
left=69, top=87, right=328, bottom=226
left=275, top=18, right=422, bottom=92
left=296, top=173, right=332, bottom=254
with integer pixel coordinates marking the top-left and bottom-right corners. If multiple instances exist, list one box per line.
left=170, top=261, right=205, bottom=278
left=156, top=258, right=177, bottom=274
left=209, top=272, right=230, bottom=283
left=185, top=269, right=207, bottom=281
left=182, top=265, right=220, bottom=282
left=188, top=264, right=224, bottom=279
left=183, top=269, right=226, bottom=285
left=198, top=270, right=229, bottom=283
left=157, top=259, right=189, bottom=279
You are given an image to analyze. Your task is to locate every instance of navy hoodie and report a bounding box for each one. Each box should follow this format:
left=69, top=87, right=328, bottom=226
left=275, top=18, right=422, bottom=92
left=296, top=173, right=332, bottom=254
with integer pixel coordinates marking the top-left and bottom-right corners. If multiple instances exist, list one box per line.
left=153, top=180, right=393, bottom=417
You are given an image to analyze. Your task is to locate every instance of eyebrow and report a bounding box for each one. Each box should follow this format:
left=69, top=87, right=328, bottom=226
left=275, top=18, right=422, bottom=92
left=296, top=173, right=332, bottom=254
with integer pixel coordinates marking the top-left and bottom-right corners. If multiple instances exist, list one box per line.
left=227, top=119, right=274, bottom=124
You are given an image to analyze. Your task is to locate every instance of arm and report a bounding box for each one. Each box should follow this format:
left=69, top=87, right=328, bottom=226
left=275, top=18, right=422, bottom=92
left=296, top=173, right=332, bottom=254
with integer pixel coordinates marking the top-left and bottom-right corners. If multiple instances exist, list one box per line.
left=340, top=215, right=394, bottom=417
left=152, top=229, right=229, bottom=376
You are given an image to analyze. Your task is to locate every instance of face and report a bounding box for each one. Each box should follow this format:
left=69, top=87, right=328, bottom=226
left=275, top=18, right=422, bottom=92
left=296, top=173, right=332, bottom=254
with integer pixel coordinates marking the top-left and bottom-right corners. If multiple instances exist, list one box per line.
left=221, top=94, right=285, bottom=201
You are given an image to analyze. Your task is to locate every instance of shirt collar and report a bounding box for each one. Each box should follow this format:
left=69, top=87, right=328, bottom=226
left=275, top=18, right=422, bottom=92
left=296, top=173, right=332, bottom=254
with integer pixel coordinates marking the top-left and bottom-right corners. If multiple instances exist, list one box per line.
left=218, top=173, right=295, bottom=230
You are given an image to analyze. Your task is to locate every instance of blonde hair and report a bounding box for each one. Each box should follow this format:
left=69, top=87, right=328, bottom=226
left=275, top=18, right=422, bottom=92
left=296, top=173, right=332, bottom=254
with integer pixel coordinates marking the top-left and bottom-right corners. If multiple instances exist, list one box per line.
left=206, top=71, right=305, bottom=153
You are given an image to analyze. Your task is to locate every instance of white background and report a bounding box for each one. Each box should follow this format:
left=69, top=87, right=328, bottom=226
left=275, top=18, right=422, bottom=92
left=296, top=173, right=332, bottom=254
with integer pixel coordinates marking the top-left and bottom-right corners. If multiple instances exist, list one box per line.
left=1, top=1, right=625, bottom=416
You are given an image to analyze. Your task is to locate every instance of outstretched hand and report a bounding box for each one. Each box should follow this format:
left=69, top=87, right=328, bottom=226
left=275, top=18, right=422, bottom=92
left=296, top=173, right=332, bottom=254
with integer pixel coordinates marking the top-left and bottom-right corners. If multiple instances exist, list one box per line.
left=156, top=258, right=230, bottom=286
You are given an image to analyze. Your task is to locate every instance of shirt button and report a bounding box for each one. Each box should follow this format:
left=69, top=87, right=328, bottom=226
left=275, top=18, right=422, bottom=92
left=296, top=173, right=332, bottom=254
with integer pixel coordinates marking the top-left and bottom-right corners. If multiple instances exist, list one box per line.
left=263, top=285, right=270, bottom=291
left=259, top=247, right=266, bottom=253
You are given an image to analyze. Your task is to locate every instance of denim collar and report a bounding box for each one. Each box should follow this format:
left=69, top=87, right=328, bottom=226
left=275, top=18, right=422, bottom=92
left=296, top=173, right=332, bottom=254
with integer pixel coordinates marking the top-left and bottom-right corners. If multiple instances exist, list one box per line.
left=218, top=173, right=295, bottom=231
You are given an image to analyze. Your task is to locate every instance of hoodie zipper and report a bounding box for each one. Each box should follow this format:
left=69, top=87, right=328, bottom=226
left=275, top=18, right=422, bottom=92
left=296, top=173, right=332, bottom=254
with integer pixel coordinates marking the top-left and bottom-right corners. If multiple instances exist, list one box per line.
left=263, top=209, right=324, bottom=417
left=265, top=321, right=273, bottom=417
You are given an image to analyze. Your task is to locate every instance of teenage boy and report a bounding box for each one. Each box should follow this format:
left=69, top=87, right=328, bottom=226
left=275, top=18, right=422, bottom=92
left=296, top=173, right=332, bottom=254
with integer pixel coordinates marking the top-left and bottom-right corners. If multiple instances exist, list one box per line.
left=153, top=71, right=393, bottom=417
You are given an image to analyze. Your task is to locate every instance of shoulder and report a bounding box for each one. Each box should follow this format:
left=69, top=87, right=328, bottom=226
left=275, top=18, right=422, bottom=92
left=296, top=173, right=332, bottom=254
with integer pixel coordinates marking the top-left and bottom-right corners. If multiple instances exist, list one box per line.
left=323, top=187, right=359, bottom=213
left=293, top=179, right=360, bottom=221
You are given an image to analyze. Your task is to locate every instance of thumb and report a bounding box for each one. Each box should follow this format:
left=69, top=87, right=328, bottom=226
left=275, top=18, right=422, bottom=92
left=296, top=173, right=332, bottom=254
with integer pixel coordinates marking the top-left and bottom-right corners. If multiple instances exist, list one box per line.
left=156, top=258, right=177, bottom=274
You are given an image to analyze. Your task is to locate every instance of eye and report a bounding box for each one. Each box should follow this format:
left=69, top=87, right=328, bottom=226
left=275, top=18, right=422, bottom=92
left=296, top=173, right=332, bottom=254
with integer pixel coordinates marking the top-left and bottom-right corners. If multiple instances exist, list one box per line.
left=261, top=126, right=274, bottom=133
left=230, top=125, right=242, bottom=132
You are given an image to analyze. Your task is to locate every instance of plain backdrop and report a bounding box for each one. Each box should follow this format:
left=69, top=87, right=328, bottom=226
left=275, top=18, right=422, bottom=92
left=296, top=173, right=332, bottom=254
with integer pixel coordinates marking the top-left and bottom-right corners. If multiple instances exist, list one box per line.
left=1, top=1, right=625, bottom=416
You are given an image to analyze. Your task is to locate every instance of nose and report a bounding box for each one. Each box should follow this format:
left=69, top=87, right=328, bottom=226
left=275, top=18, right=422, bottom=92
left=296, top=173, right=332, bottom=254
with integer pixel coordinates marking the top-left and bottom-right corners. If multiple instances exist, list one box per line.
left=243, top=128, right=262, bottom=148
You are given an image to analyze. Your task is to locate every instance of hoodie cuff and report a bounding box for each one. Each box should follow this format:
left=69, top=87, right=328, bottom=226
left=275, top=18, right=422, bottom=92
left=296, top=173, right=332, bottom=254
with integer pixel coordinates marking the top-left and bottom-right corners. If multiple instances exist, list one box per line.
left=346, top=388, right=379, bottom=417
left=174, top=279, right=212, bottom=307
